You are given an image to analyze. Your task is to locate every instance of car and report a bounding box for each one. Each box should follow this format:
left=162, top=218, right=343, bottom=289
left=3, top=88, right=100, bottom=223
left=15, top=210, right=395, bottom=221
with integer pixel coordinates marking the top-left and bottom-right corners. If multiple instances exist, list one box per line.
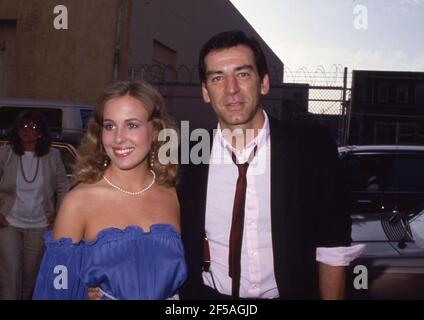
left=0, top=140, right=77, bottom=180
left=339, top=145, right=424, bottom=299
left=0, top=98, right=94, bottom=146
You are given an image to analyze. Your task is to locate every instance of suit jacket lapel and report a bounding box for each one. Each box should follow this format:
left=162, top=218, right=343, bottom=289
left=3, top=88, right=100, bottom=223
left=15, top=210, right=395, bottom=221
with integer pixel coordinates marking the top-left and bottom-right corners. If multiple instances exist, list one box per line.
left=199, top=129, right=216, bottom=231
left=181, top=128, right=215, bottom=258
left=195, top=157, right=211, bottom=235
left=269, top=116, right=293, bottom=297
left=269, top=115, right=291, bottom=240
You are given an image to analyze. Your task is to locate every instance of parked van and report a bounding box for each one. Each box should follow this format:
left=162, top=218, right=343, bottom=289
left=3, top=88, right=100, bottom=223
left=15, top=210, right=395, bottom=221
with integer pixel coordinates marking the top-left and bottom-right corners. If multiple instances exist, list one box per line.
left=0, top=98, right=94, bottom=145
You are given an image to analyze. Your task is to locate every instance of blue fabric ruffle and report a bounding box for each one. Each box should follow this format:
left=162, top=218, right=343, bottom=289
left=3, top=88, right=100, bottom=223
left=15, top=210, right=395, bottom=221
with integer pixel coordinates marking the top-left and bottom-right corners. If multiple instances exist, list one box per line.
left=33, top=224, right=187, bottom=300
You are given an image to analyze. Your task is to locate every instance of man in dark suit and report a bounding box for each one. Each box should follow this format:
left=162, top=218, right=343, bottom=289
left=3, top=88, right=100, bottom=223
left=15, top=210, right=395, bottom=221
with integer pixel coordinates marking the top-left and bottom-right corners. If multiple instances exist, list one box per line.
left=178, top=30, right=361, bottom=300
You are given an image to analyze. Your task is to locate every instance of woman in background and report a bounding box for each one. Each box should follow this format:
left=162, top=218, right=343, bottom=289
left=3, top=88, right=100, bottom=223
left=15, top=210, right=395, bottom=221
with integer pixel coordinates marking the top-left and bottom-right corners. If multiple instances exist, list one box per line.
left=0, top=110, right=69, bottom=300
left=33, top=80, right=186, bottom=300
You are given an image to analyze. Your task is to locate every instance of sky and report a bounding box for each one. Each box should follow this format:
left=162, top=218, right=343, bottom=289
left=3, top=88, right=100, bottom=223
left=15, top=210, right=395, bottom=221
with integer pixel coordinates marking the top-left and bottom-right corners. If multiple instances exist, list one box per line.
left=229, top=0, right=424, bottom=79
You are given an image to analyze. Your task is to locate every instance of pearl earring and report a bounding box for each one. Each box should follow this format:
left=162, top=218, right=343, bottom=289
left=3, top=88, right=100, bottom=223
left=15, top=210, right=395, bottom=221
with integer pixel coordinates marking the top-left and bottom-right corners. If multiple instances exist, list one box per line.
left=103, top=156, right=109, bottom=167
left=150, top=150, right=155, bottom=168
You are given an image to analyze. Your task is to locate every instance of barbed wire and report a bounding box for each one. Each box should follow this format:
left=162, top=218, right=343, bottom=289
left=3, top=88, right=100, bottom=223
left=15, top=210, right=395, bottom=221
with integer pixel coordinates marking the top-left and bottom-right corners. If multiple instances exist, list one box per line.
left=284, top=64, right=352, bottom=87
left=128, top=64, right=352, bottom=88
left=127, top=64, right=351, bottom=117
left=128, top=64, right=284, bottom=84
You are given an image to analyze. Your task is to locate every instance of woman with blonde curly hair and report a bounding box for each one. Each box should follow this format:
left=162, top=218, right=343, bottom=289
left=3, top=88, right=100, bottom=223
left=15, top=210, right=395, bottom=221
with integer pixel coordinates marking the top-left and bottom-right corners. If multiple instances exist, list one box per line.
left=33, top=80, right=186, bottom=300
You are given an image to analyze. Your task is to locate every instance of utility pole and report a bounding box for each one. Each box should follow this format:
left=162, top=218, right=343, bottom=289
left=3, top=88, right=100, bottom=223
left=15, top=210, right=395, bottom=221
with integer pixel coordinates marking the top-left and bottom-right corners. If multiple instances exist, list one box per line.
left=339, top=67, right=348, bottom=145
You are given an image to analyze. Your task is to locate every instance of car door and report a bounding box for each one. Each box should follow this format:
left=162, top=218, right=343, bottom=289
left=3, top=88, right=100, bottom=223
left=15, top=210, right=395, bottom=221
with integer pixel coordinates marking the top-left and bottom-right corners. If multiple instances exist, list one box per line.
left=383, top=153, right=424, bottom=216
left=345, top=152, right=424, bottom=299
left=343, top=153, right=386, bottom=215
left=51, top=143, right=77, bottom=180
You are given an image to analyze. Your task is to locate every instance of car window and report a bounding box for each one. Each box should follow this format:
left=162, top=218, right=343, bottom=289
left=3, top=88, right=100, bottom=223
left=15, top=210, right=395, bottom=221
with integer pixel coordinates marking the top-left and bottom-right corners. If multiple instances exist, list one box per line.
left=344, top=152, right=424, bottom=193
left=80, top=109, right=93, bottom=131
left=387, top=155, right=424, bottom=192
left=0, top=106, right=62, bottom=135
left=344, top=155, right=384, bottom=192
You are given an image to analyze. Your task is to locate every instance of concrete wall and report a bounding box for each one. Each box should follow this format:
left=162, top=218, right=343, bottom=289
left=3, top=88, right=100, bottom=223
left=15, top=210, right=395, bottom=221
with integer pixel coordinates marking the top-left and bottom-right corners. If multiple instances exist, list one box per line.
left=128, top=0, right=283, bottom=81
left=0, top=0, right=123, bottom=102
left=0, top=0, right=283, bottom=105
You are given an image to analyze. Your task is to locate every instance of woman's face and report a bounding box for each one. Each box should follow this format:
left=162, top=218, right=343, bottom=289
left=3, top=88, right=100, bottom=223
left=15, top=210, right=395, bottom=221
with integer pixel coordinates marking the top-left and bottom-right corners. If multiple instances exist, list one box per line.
left=102, top=95, right=155, bottom=171
left=18, top=118, right=40, bottom=146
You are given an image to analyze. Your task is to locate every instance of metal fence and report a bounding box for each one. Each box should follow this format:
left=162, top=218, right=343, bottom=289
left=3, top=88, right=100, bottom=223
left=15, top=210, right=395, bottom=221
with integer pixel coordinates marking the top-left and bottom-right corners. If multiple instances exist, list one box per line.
left=283, top=65, right=352, bottom=144
left=129, top=64, right=351, bottom=145
left=128, top=63, right=284, bottom=85
left=307, top=85, right=351, bottom=145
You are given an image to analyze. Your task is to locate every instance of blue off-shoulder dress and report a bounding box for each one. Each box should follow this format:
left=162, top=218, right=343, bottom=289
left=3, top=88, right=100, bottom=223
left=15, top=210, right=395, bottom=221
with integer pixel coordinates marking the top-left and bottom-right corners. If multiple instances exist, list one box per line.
left=33, top=224, right=187, bottom=300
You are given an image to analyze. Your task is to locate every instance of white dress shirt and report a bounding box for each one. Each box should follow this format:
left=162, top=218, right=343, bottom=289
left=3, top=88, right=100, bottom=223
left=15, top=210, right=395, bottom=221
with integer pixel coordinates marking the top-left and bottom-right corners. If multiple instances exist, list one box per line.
left=202, top=111, right=364, bottom=298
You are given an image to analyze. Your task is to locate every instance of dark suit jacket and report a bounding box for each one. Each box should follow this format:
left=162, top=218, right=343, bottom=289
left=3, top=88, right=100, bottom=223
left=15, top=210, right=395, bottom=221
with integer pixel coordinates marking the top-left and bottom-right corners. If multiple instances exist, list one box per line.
left=178, top=116, right=351, bottom=299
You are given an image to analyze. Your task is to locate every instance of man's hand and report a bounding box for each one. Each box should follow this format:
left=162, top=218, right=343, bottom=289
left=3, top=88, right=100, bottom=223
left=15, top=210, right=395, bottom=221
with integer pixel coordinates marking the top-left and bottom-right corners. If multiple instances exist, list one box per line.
left=0, top=214, right=9, bottom=227
left=87, top=287, right=103, bottom=300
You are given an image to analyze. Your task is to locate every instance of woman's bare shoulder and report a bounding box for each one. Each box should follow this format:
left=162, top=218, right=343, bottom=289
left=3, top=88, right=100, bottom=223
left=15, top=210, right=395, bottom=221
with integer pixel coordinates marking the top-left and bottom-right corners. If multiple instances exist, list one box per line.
left=63, top=182, right=106, bottom=207
left=153, top=184, right=179, bottom=207
left=150, top=184, right=180, bottom=231
left=53, top=181, right=106, bottom=242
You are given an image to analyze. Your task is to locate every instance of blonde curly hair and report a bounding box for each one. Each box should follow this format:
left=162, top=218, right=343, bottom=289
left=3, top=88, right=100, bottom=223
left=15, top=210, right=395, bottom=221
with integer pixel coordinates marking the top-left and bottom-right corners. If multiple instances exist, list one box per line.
left=73, top=80, right=179, bottom=187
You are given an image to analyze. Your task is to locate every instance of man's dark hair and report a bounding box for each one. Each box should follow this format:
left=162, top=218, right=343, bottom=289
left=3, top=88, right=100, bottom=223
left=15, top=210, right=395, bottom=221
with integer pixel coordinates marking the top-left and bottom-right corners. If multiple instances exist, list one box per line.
left=198, top=30, right=269, bottom=83
left=7, top=110, right=52, bottom=157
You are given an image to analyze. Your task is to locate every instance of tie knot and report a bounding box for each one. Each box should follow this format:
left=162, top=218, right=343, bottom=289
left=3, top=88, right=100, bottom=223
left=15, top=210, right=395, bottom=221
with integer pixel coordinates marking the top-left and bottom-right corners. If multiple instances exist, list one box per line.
left=234, top=161, right=249, bottom=175
left=230, top=145, right=257, bottom=176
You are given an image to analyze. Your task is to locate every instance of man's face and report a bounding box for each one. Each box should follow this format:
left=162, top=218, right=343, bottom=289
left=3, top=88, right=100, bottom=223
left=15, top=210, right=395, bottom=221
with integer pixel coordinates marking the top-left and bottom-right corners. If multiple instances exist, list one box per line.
left=202, top=45, right=269, bottom=131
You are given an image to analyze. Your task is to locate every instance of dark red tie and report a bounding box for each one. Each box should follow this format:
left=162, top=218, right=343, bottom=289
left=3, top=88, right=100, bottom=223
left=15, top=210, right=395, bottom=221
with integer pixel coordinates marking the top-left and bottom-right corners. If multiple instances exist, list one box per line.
left=228, top=147, right=256, bottom=298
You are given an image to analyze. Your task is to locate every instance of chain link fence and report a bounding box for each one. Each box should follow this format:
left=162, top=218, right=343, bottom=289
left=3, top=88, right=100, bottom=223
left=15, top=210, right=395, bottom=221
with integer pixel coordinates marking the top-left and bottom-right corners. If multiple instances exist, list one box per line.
left=129, top=64, right=351, bottom=145
left=128, top=63, right=285, bottom=85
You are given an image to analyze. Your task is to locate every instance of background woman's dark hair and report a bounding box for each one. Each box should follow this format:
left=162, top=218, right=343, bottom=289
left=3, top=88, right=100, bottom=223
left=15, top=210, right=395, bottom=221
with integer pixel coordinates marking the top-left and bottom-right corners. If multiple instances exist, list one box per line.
left=198, top=30, right=269, bottom=83
left=7, top=110, right=52, bottom=157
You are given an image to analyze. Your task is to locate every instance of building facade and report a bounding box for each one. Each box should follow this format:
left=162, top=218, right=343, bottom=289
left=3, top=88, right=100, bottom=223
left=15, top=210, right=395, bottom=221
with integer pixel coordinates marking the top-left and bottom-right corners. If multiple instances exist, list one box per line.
left=0, top=0, right=283, bottom=104
left=348, top=70, right=424, bottom=145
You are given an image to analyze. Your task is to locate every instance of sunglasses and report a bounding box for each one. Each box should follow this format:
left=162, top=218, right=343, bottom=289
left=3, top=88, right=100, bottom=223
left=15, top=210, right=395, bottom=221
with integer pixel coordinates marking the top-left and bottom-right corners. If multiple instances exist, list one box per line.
left=19, top=122, right=39, bottom=131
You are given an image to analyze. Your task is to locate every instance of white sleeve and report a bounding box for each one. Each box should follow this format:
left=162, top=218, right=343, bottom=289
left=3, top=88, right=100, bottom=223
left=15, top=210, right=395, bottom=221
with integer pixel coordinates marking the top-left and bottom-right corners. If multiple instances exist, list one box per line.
left=316, top=245, right=366, bottom=266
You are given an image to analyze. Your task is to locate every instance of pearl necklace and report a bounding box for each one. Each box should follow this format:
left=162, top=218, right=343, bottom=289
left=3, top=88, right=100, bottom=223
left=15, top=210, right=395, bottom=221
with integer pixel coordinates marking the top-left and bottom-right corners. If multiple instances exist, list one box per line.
left=103, top=170, right=156, bottom=196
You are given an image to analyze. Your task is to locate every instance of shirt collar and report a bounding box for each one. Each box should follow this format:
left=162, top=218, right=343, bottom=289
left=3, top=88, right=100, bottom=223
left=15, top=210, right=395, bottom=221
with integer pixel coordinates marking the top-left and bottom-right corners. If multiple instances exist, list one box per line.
left=216, top=110, right=270, bottom=162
